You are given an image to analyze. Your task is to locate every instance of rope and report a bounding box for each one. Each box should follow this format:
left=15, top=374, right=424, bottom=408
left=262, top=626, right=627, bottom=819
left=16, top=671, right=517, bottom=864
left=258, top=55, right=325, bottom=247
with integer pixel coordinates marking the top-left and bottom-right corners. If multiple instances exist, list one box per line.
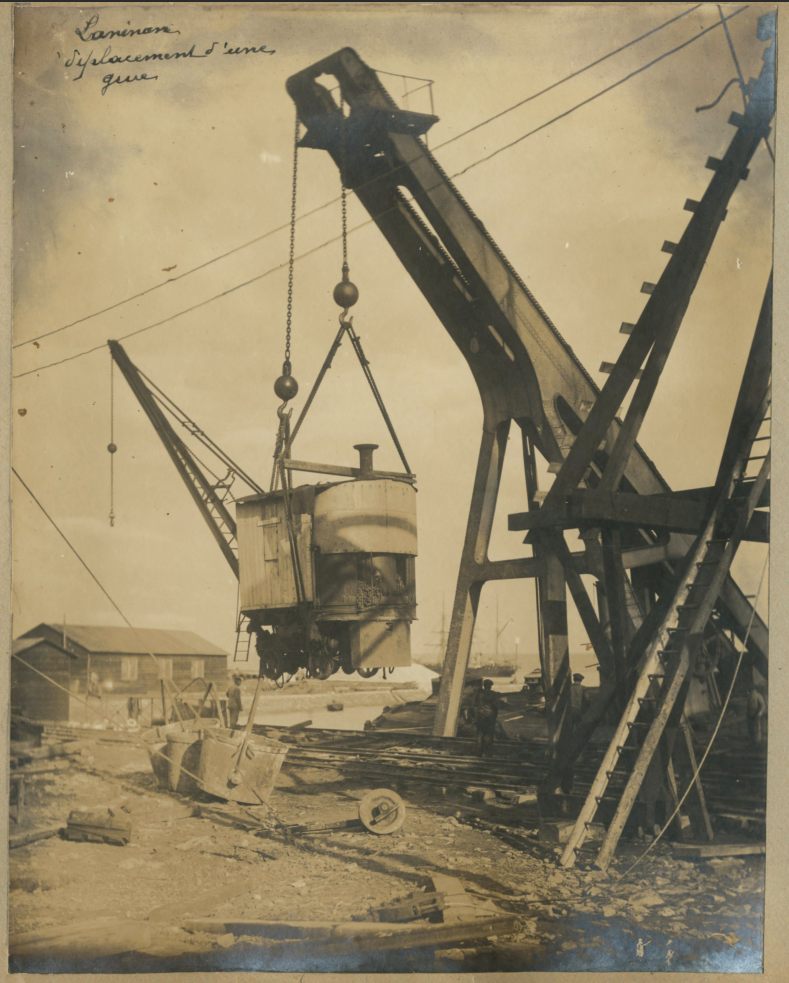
left=10, top=651, right=272, bottom=808
left=12, top=469, right=188, bottom=727
left=714, top=3, right=773, bottom=166
left=10, top=473, right=304, bottom=821
left=695, top=77, right=741, bottom=113
left=288, top=321, right=346, bottom=447
left=13, top=3, right=714, bottom=364
left=139, top=367, right=264, bottom=495
left=718, top=3, right=748, bottom=110
left=618, top=547, right=769, bottom=879
left=345, top=321, right=412, bottom=475
left=269, top=413, right=289, bottom=492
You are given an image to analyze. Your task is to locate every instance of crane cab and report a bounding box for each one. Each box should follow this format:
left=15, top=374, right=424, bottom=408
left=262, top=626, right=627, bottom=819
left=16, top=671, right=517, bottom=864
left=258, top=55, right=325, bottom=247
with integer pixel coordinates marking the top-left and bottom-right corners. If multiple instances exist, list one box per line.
left=235, top=446, right=417, bottom=680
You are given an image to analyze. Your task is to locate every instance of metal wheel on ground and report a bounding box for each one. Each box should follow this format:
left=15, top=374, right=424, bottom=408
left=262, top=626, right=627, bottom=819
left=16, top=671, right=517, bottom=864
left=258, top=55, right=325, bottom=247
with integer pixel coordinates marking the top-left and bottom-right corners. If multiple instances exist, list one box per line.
left=358, top=788, right=406, bottom=835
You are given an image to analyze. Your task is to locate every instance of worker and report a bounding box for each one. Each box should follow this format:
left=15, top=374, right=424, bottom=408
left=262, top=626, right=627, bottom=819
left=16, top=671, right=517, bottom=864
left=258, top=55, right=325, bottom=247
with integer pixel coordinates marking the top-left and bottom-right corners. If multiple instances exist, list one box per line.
left=570, top=673, right=587, bottom=724
left=747, top=683, right=767, bottom=746
left=226, top=674, right=244, bottom=730
left=473, top=679, right=500, bottom=757
left=88, top=671, right=100, bottom=700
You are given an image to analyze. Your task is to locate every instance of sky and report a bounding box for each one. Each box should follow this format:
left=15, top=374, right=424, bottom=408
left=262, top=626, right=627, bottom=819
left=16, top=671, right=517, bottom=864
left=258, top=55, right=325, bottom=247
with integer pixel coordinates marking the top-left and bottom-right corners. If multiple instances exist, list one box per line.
left=11, top=3, right=775, bottom=674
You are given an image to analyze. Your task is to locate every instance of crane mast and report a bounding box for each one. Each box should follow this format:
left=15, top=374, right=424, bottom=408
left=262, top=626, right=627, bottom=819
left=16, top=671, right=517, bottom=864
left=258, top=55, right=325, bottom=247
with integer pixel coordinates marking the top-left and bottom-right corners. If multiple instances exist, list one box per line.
left=285, top=36, right=773, bottom=739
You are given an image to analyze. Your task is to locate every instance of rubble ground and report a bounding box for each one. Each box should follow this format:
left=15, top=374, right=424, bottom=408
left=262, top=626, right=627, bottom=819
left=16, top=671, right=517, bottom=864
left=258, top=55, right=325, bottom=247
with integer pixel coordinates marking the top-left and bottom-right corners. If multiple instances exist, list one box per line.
left=8, top=738, right=764, bottom=973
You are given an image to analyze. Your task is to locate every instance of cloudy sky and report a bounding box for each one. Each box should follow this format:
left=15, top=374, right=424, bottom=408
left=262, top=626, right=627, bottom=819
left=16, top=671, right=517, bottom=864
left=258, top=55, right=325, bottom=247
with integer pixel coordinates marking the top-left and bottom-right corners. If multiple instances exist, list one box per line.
left=11, top=3, right=774, bottom=672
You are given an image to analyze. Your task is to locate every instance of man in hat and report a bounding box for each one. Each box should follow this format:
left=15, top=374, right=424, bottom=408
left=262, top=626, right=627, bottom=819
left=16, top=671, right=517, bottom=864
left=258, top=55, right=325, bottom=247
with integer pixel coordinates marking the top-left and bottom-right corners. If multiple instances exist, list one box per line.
left=570, top=673, right=587, bottom=723
left=473, top=679, right=500, bottom=757
left=226, top=673, right=244, bottom=730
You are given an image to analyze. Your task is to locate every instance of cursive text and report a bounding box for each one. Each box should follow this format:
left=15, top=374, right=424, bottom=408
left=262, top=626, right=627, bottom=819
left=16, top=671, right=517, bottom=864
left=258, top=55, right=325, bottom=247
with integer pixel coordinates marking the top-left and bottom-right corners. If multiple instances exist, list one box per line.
left=101, top=72, right=158, bottom=96
left=77, top=14, right=180, bottom=42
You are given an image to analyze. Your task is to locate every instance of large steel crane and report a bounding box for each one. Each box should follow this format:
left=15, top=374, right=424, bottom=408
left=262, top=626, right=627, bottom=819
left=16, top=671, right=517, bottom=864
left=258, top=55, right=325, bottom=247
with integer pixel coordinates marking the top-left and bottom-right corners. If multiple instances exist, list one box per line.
left=284, top=17, right=773, bottom=748
left=109, top=18, right=772, bottom=840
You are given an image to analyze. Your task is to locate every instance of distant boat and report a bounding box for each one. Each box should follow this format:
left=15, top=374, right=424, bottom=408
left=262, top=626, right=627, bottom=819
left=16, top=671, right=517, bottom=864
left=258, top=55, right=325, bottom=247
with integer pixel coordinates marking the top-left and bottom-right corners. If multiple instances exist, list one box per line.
left=419, top=594, right=518, bottom=679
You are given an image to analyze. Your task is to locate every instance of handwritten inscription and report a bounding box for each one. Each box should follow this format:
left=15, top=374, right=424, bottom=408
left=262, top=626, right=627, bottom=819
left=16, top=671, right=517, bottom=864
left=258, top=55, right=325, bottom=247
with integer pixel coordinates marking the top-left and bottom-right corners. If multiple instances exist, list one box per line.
left=101, top=72, right=158, bottom=97
left=77, top=13, right=181, bottom=42
left=63, top=14, right=276, bottom=95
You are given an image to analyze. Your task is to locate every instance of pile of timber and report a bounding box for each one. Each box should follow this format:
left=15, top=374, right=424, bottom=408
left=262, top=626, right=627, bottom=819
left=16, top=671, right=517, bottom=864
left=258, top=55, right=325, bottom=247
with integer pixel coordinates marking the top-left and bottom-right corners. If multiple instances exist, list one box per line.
left=258, top=726, right=766, bottom=826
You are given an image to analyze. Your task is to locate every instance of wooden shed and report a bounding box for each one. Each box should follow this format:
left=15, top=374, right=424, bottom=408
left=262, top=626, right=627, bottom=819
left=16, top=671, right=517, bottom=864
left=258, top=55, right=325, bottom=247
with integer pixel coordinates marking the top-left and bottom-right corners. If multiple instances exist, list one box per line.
left=19, top=624, right=229, bottom=700
left=11, top=638, right=76, bottom=722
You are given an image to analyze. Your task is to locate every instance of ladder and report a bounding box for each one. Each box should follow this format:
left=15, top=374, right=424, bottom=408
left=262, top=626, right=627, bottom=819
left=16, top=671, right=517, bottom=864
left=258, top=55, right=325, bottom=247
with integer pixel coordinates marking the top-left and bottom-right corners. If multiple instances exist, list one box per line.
left=561, top=395, right=770, bottom=871
left=233, top=613, right=253, bottom=663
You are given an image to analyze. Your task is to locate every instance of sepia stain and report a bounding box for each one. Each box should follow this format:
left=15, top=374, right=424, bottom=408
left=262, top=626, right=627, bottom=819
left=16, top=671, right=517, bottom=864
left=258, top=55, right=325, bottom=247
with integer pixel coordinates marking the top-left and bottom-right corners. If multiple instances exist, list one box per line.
left=18, top=409, right=27, bottom=416
left=108, top=197, right=114, bottom=203
left=162, top=265, right=177, bottom=272
left=33, top=342, right=40, bottom=349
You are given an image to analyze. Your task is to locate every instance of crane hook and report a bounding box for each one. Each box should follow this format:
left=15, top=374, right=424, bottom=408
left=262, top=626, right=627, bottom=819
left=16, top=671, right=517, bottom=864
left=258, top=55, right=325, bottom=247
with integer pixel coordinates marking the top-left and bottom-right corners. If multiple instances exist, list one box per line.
left=339, top=309, right=353, bottom=327
left=277, top=401, right=293, bottom=422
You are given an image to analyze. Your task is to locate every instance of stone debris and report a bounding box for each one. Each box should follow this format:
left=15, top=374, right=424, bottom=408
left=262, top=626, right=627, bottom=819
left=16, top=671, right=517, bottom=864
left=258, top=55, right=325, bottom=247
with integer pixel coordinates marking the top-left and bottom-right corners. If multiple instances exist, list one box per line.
left=7, top=734, right=765, bottom=975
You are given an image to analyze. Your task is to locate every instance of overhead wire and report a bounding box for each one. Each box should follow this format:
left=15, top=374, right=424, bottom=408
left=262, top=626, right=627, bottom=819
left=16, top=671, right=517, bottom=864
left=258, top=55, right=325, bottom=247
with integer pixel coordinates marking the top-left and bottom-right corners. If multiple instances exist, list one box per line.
left=13, top=3, right=704, bottom=354
left=715, top=3, right=774, bottom=164
left=9, top=468, right=263, bottom=797
left=137, top=365, right=265, bottom=494
left=13, top=7, right=753, bottom=384
left=13, top=467, right=189, bottom=711
left=450, top=5, right=749, bottom=179
left=718, top=3, right=749, bottom=110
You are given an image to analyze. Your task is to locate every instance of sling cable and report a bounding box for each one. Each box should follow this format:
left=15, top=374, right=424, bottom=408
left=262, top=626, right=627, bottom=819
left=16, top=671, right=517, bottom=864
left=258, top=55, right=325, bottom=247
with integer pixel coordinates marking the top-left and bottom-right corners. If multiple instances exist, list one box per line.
left=249, top=104, right=417, bottom=685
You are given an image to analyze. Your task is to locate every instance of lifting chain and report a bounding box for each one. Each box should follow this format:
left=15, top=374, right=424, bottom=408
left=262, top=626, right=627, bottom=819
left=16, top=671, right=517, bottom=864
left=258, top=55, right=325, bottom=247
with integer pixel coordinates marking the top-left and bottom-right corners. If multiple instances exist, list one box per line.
left=333, top=96, right=359, bottom=314
left=273, top=110, right=301, bottom=409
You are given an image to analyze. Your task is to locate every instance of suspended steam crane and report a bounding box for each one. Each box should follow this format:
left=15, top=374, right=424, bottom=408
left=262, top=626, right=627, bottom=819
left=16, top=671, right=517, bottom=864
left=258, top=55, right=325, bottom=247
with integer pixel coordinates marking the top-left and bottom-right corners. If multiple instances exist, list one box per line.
left=109, top=105, right=419, bottom=686
left=285, top=8, right=773, bottom=864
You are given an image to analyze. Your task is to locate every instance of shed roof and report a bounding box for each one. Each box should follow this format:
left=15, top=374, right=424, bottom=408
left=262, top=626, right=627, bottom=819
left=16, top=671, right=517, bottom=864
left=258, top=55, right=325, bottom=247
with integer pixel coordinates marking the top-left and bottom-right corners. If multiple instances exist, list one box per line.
left=13, top=637, right=76, bottom=658
left=23, top=624, right=229, bottom=658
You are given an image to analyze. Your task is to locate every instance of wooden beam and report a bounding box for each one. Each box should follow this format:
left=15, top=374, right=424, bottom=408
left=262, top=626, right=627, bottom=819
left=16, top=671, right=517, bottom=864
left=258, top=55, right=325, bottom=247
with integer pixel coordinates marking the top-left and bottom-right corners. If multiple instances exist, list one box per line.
left=283, top=459, right=415, bottom=483
left=510, top=491, right=769, bottom=541
left=601, top=528, right=629, bottom=690
left=714, top=274, right=772, bottom=491
left=475, top=557, right=543, bottom=581
left=538, top=72, right=772, bottom=509
left=544, top=532, right=615, bottom=677
left=510, top=491, right=706, bottom=533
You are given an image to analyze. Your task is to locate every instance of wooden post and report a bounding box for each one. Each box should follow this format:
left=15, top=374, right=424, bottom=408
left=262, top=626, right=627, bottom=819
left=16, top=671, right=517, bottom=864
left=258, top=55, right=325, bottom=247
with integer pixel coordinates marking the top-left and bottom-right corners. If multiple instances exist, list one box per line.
left=233, top=674, right=265, bottom=771
left=536, top=550, right=570, bottom=761
left=601, top=528, right=629, bottom=703
left=434, top=421, right=509, bottom=737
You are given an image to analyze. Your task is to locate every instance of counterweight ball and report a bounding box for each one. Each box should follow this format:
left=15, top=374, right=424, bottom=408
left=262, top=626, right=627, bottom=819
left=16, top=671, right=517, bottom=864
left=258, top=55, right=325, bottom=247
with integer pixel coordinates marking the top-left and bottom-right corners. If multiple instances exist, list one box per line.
left=107, top=443, right=117, bottom=454
left=333, top=279, right=359, bottom=309
left=274, top=361, right=299, bottom=401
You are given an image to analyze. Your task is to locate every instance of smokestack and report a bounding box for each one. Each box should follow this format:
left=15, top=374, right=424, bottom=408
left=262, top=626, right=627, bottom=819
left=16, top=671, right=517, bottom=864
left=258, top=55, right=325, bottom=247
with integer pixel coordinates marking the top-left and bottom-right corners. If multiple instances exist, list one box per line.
left=354, top=443, right=379, bottom=475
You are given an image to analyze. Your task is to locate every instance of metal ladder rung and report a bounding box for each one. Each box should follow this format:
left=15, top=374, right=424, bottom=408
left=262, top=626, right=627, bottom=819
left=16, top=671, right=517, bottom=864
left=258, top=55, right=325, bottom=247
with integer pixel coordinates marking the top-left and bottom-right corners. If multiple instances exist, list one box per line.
left=752, top=435, right=771, bottom=441
left=627, top=721, right=650, bottom=729
left=595, top=795, right=620, bottom=803
left=747, top=455, right=769, bottom=461
left=648, top=673, right=666, bottom=680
